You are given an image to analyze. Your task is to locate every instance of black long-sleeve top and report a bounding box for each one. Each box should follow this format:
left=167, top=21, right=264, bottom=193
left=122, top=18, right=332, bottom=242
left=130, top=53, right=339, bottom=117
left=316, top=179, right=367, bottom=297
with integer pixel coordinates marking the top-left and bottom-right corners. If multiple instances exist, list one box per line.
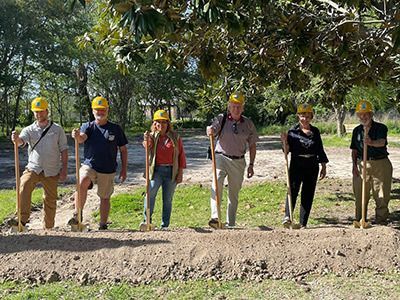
left=287, top=124, right=329, bottom=164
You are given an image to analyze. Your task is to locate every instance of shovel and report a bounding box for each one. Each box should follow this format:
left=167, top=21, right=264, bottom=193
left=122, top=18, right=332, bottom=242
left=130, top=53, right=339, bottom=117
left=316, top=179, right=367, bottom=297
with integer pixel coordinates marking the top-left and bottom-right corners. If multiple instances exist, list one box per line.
left=209, top=134, right=224, bottom=229
left=11, top=140, right=25, bottom=233
left=140, top=132, right=155, bottom=232
left=71, top=135, right=87, bottom=232
left=353, top=126, right=371, bottom=229
left=282, top=136, right=301, bottom=230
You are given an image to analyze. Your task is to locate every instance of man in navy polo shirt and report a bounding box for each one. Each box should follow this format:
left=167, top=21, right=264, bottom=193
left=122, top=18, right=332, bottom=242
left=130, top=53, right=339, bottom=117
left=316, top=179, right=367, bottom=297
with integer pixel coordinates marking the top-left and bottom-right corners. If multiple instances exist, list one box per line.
left=69, top=96, right=128, bottom=230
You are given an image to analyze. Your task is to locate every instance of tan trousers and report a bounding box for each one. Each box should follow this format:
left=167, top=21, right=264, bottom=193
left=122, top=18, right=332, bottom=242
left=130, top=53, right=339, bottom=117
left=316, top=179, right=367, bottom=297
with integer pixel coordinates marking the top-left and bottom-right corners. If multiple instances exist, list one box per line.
left=353, top=158, right=392, bottom=223
left=210, top=154, right=246, bottom=226
left=20, top=170, right=59, bottom=228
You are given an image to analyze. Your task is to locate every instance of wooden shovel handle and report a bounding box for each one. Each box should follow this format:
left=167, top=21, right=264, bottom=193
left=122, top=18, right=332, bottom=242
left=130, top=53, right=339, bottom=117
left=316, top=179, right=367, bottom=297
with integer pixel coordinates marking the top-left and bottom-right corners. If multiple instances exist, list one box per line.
left=14, top=142, right=23, bottom=232
left=209, top=134, right=222, bottom=228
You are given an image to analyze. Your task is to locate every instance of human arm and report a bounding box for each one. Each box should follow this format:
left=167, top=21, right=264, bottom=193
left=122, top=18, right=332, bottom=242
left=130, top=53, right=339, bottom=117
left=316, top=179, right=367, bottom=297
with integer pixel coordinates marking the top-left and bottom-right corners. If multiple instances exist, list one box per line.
left=247, top=143, right=256, bottom=179
left=119, top=145, right=128, bottom=183
left=319, top=163, right=327, bottom=180
left=176, top=137, right=186, bottom=184
left=59, top=149, right=68, bottom=181
left=352, top=149, right=360, bottom=177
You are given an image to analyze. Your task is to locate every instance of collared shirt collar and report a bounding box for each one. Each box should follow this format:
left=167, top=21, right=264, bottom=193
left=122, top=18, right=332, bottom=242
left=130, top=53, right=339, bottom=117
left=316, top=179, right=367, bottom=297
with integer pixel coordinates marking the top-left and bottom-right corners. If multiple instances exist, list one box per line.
left=227, top=113, right=244, bottom=123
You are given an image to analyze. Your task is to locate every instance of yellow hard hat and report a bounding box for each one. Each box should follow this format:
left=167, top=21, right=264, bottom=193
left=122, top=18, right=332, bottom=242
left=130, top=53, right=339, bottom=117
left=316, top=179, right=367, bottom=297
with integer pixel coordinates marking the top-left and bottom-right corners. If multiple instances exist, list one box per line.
left=31, top=97, right=48, bottom=112
left=229, top=92, right=245, bottom=105
left=297, top=103, right=313, bottom=114
left=356, top=100, right=373, bottom=113
left=92, top=96, right=109, bottom=109
left=153, top=109, right=170, bottom=121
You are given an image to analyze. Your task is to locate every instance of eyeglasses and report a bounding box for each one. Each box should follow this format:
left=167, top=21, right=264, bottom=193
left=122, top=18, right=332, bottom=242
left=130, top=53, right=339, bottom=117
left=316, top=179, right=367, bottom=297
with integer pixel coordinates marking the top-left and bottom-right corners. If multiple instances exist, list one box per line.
left=232, top=122, right=238, bottom=134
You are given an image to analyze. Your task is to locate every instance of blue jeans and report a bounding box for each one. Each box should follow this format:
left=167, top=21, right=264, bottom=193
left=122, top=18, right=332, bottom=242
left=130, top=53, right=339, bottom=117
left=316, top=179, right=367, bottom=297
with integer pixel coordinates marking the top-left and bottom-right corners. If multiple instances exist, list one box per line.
left=143, top=166, right=177, bottom=228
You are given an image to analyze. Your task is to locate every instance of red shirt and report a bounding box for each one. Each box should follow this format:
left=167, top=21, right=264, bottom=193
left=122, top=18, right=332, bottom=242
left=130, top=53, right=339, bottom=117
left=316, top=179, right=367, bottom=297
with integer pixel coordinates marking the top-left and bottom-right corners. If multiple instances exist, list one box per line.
left=155, top=135, right=186, bottom=168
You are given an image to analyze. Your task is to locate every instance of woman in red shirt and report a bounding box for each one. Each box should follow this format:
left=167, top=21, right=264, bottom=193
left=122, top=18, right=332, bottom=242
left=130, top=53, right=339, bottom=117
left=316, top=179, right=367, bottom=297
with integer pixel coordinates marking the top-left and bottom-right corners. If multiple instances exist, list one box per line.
left=141, top=109, right=186, bottom=229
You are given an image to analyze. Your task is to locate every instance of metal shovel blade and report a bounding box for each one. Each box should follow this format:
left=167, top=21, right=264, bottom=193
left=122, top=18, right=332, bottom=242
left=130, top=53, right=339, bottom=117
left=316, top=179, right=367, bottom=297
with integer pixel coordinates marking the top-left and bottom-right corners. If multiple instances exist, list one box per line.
left=139, top=222, right=155, bottom=232
left=70, top=223, right=88, bottom=232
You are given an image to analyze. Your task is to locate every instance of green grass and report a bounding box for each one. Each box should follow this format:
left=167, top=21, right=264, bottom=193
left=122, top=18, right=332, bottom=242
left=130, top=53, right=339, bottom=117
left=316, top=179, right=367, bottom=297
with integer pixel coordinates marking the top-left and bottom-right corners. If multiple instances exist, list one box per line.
left=0, top=187, right=72, bottom=223
left=0, top=271, right=399, bottom=299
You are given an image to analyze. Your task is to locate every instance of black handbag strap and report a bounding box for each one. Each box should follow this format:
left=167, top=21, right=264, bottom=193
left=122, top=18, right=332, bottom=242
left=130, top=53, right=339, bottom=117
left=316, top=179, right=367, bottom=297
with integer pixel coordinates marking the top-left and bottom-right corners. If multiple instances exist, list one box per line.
left=31, top=121, right=53, bottom=151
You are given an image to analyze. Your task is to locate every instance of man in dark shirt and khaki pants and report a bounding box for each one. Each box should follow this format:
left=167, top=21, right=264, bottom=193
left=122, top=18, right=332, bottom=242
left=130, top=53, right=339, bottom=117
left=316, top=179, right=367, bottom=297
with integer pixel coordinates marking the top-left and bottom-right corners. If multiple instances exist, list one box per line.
left=350, top=100, right=393, bottom=225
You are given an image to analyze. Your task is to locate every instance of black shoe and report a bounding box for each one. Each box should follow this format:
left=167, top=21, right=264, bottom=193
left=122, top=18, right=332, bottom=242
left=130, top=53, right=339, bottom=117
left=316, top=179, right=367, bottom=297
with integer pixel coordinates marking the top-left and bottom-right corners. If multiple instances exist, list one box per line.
left=208, top=218, right=219, bottom=229
left=98, top=223, right=108, bottom=230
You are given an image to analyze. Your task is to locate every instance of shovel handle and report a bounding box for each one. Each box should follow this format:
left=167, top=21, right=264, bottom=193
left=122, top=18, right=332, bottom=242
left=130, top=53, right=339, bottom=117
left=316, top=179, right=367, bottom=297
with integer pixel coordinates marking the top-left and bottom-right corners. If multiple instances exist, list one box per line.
left=144, top=132, right=151, bottom=230
left=14, top=141, right=23, bottom=232
left=75, top=136, right=82, bottom=226
left=209, top=134, right=222, bottom=229
left=361, top=126, right=369, bottom=224
left=282, top=136, right=294, bottom=223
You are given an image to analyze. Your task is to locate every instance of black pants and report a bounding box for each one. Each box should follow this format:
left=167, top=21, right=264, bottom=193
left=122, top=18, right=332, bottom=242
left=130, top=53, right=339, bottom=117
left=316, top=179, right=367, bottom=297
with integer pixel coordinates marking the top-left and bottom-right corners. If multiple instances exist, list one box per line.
left=285, top=157, right=319, bottom=226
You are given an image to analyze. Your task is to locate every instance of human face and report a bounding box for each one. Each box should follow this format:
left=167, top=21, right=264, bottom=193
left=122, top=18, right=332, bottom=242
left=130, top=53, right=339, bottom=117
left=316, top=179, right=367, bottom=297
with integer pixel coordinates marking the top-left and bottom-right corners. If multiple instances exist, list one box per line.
left=154, top=120, right=169, bottom=135
left=93, top=108, right=108, bottom=123
left=228, top=102, right=244, bottom=120
left=357, top=112, right=372, bottom=127
left=33, top=110, right=48, bottom=123
left=298, top=112, right=313, bottom=127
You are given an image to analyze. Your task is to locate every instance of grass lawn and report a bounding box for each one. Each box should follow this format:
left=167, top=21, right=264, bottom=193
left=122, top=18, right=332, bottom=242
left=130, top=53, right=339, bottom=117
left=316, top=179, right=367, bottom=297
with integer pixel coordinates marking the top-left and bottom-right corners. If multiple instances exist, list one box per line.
left=0, top=271, right=399, bottom=299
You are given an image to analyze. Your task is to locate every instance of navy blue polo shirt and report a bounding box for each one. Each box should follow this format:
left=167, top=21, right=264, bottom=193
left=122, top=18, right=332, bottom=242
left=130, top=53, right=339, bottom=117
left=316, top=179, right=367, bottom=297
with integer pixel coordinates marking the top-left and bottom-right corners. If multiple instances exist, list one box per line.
left=81, top=121, right=128, bottom=173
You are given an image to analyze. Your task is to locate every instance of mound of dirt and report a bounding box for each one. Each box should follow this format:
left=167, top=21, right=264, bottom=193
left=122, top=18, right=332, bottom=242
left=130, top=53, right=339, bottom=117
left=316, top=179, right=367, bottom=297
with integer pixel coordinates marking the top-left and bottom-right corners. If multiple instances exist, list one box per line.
left=0, top=226, right=399, bottom=284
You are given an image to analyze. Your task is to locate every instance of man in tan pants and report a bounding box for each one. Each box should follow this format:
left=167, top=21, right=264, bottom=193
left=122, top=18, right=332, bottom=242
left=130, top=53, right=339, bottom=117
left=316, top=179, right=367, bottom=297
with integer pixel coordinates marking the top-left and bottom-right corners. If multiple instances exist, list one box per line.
left=350, top=100, right=393, bottom=225
left=11, top=97, right=68, bottom=229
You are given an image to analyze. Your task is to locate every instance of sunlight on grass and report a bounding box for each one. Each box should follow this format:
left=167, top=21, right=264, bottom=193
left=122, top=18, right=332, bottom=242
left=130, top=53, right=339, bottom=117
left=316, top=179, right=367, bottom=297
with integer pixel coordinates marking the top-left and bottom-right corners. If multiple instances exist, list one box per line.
left=1, top=272, right=399, bottom=300
left=0, top=187, right=72, bottom=223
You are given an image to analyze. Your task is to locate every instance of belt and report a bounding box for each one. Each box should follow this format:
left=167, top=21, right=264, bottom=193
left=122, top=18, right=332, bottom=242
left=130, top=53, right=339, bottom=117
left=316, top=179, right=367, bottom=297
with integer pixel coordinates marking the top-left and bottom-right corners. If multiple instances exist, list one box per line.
left=296, top=154, right=316, bottom=158
left=156, top=164, right=173, bottom=167
left=368, top=156, right=387, bottom=161
left=215, top=152, right=244, bottom=160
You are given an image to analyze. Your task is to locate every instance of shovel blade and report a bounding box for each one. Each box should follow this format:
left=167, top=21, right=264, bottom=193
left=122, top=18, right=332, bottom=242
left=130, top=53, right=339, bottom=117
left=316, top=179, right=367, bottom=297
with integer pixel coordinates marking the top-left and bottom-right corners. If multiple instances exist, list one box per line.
left=70, top=223, right=88, bottom=232
left=361, top=220, right=371, bottom=229
left=10, top=225, right=26, bottom=233
left=353, top=220, right=361, bottom=228
left=139, top=222, right=155, bottom=232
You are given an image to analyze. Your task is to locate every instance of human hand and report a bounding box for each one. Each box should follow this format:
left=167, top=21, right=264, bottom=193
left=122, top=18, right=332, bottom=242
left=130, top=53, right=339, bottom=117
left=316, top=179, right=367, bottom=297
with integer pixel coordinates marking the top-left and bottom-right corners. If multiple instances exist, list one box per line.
left=319, top=165, right=326, bottom=180
left=59, top=167, right=67, bottom=182
left=247, top=165, right=254, bottom=178
left=176, top=171, right=183, bottom=184
left=206, top=126, right=215, bottom=136
left=11, top=131, right=19, bottom=144
left=72, top=128, right=80, bottom=140
left=352, top=165, right=360, bottom=177
left=119, top=168, right=127, bottom=183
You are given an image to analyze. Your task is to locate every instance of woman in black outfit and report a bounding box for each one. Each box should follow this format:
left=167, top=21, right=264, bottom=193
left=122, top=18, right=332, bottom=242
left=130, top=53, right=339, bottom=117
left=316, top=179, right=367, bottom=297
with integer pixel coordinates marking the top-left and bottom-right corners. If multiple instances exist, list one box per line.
left=281, top=104, right=329, bottom=228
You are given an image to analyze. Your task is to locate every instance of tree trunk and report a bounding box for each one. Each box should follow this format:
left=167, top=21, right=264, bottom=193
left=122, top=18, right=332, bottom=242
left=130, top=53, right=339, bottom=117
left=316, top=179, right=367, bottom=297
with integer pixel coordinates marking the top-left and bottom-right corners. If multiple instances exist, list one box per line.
left=12, top=53, right=28, bottom=131
left=76, top=63, right=92, bottom=123
left=333, top=103, right=346, bottom=137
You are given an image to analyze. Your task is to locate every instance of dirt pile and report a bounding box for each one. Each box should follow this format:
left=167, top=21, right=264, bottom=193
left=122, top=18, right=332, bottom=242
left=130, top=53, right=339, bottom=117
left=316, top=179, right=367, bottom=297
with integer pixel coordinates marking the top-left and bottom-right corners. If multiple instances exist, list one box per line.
left=0, top=226, right=399, bottom=284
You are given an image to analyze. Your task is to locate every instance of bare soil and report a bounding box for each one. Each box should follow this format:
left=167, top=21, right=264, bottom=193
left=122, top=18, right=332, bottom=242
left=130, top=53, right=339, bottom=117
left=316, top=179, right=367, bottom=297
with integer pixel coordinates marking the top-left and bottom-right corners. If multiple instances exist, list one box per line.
left=0, top=133, right=399, bottom=284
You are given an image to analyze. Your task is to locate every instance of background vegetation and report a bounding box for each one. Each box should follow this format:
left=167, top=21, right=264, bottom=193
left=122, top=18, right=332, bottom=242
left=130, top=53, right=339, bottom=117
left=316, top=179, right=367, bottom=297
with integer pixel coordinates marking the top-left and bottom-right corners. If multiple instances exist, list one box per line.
left=1, top=0, right=400, bottom=137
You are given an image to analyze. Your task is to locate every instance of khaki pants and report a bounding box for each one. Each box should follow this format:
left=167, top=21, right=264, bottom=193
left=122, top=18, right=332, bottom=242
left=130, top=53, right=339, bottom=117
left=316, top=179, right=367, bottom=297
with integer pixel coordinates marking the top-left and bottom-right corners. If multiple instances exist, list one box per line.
left=20, top=170, right=59, bottom=228
left=353, top=158, right=392, bottom=223
left=210, top=154, right=246, bottom=226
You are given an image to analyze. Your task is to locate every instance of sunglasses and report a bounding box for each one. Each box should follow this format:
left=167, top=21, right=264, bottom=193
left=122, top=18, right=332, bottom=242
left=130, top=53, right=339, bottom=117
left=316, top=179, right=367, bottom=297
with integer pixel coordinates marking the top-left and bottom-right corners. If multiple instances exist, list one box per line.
left=232, top=122, right=238, bottom=134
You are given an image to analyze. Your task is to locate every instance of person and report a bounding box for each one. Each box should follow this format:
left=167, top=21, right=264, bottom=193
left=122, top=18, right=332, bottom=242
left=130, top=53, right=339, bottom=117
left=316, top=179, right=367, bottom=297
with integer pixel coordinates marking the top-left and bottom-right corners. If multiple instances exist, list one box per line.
left=69, top=96, right=128, bottom=230
left=10, top=97, right=68, bottom=229
left=350, top=99, right=393, bottom=225
left=141, top=109, right=186, bottom=229
left=206, top=92, right=259, bottom=228
left=280, top=104, right=328, bottom=229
